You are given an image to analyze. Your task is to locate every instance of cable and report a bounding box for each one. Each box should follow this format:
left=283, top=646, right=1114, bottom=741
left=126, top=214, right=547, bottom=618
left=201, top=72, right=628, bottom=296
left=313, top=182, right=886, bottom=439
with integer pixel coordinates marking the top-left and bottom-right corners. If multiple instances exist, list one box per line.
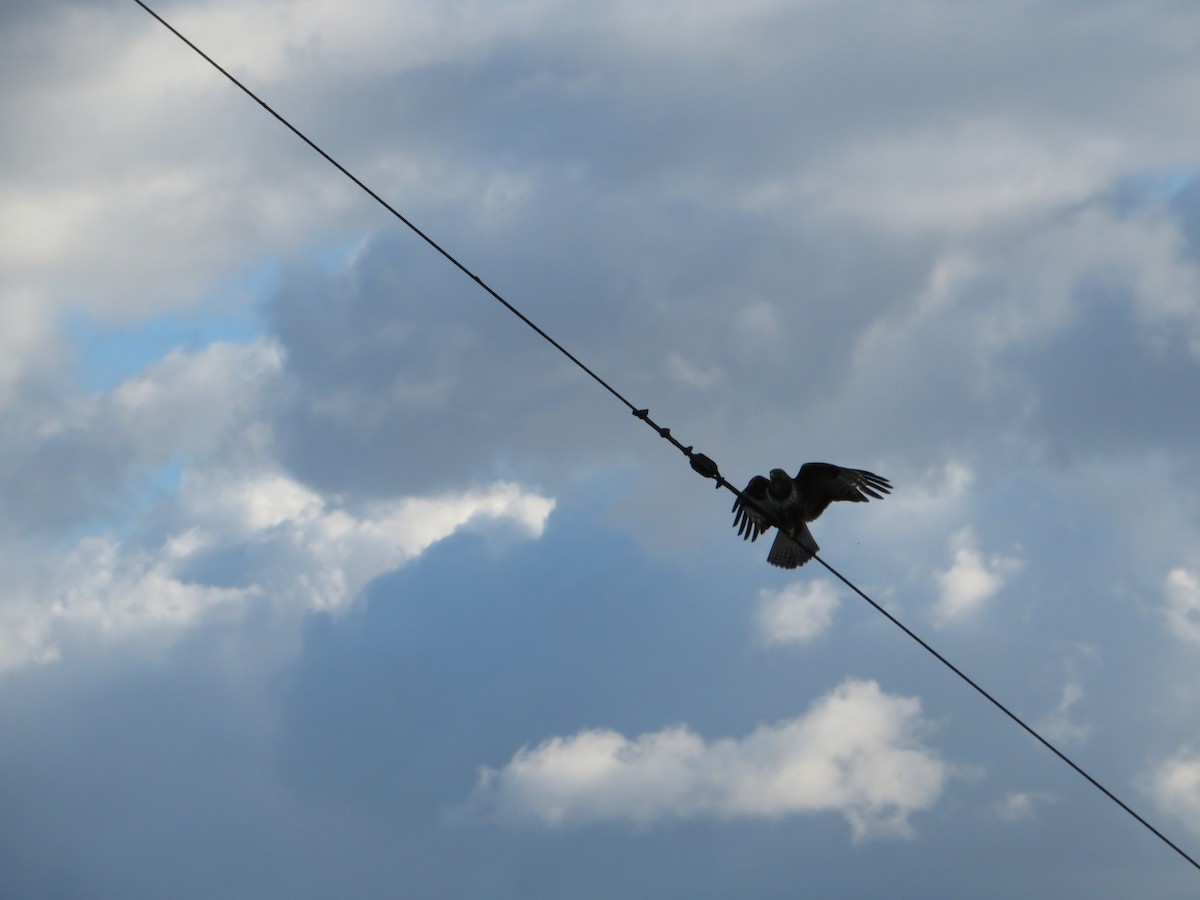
left=133, top=0, right=1199, bottom=874
left=813, top=553, right=1200, bottom=871
left=129, top=0, right=731, bottom=484
left=131, top=0, right=731, bottom=489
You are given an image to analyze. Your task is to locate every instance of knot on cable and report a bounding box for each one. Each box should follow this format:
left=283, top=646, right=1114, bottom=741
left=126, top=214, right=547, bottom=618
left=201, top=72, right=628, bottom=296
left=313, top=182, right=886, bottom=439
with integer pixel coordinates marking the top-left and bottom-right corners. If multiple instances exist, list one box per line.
left=633, top=409, right=720, bottom=483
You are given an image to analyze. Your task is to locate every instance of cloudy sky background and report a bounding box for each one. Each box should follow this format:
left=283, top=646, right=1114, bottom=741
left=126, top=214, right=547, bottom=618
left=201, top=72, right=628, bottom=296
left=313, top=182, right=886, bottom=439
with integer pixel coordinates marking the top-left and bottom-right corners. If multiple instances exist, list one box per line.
left=4, top=0, right=1200, bottom=895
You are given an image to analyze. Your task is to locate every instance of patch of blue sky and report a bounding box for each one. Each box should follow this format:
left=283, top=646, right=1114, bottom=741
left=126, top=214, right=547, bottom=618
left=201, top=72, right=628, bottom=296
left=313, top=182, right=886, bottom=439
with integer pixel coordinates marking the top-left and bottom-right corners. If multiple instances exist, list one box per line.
left=64, top=260, right=280, bottom=393
left=1139, top=169, right=1195, bottom=201
left=1112, top=168, right=1195, bottom=214
left=54, top=457, right=186, bottom=550
left=312, top=234, right=369, bottom=275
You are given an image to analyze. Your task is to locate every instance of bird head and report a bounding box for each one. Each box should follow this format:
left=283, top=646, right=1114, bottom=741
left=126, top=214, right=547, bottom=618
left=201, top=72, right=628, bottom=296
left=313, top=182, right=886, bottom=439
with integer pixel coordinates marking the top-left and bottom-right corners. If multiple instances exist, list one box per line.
left=767, top=468, right=793, bottom=499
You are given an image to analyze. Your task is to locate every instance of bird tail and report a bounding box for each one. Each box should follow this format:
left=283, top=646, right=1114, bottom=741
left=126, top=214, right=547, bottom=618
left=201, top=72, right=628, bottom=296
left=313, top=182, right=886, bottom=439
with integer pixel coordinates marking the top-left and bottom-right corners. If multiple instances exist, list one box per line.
left=767, top=523, right=819, bottom=569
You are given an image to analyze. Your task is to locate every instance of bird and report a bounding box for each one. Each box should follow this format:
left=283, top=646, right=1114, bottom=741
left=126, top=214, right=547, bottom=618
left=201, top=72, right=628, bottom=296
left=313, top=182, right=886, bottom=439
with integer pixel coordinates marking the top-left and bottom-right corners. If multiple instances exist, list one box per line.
left=732, top=463, right=892, bottom=568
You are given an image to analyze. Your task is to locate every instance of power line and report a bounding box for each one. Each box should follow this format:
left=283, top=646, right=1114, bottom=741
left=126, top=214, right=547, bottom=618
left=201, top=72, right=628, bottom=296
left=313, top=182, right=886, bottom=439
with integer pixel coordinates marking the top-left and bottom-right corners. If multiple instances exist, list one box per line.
left=131, top=0, right=731, bottom=489
left=814, top=554, right=1200, bottom=870
left=133, top=0, right=1200, bottom=874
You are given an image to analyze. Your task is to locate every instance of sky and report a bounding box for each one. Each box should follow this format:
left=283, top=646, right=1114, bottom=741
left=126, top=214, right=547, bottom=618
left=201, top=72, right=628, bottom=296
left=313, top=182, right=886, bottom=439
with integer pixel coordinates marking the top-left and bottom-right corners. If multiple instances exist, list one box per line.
left=3, top=0, right=1200, bottom=896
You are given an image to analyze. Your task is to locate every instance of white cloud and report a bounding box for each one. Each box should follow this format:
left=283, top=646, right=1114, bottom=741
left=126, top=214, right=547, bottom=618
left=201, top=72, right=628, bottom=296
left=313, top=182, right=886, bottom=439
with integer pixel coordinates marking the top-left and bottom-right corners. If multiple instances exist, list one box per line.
left=756, top=581, right=839, bottom=645
left=735, top=301, right=783, bottom=347
left=0, top=472, right=553, bottom=676
left=1040, top=679, right=1093, bottom=746
left=994, top=790, right=1055, bottom=823
left=4, top=0, right=1200, bottom=892
left=1, top=4, right=364, bottom=324
left=604, top=0, right=796, bottom=59
left=799, top=120, right=1127, bottom=234
left=931, top=527, right=1021, bottom=626
left=174, top=0, right=559, bottom=84
left=0, top=339, right=285, bottom=533
left=1164, top=568, right=1200, bottom=646
left=0, top=288, right=62, bottom=409
left=666, top=352, right=720, bottom=388
left=871, top=460, right=974, bottom=533
left=1148, top=751, right=1200, bottom=839
left=105, top=340, right=284, bottom=458
left=473, top=679, right=951, bottom=840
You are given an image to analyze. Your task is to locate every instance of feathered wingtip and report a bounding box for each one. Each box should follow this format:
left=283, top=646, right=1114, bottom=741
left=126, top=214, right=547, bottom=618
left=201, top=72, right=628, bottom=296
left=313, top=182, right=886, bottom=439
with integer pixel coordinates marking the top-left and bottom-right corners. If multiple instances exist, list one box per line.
left=731, top=475, right=773, bottom=542
left=853, top=469, right=893, bottom=501
left=732, top=500, right=763, bottom=542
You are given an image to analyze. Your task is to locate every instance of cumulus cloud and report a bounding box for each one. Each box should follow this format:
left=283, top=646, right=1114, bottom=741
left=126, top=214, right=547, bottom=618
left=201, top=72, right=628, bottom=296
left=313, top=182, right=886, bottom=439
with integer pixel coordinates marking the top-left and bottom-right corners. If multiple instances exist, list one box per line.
left=802, top=119, right=1126, bottom=234
left=0, top=318, right=555, bottom=677
left=898, top=460, right=974, bottom=513
left=0, top=1, right=374, bottom=322
left=867, top=460, right=974, bottom=552
left=472, top=679, right=951, bottom=840
left=0, top=339, right=284, bottom=533
left=931, top=527, right=1021, bottom=626
left=0, top=469, right=552, bottom=676
left=1148, top=751, right=1200, bottom=839
left=4, top=0, right=1200, bottom=892
left=756, top=581, right=840, bottom=645
left=1163, top=568, right=1200, bottom=646
left=0, top=288, right=62, bottom=407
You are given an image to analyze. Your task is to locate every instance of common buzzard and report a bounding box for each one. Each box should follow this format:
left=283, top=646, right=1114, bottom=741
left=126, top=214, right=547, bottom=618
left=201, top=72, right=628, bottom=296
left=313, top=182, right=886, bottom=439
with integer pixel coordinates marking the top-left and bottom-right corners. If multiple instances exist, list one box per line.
left=732, top=463, right=892, bottom=568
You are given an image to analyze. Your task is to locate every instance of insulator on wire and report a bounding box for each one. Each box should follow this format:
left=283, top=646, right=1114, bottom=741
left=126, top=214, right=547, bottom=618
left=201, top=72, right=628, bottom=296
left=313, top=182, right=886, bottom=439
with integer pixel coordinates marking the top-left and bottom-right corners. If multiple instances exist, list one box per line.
left=689, top=453, right=719, bottom=480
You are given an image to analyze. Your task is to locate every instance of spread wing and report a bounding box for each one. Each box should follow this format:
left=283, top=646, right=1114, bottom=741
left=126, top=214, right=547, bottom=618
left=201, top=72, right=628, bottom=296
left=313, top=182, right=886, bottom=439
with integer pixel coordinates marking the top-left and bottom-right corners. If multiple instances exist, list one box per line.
left=732, top=475, right=773, bottom=542
left=795, top=463, right=892, bottom=521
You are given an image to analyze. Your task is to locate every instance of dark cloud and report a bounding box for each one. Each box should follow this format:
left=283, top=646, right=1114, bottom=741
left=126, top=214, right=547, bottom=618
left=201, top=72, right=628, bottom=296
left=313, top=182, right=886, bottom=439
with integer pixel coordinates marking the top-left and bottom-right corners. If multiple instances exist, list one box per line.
left=3, top=497, right=1196, bottom=898
left=1010, top=292, right=1200, bottom=460
left=7, top=0, right=1200, bottom=896
left=264, top=191, right=930, bottom=504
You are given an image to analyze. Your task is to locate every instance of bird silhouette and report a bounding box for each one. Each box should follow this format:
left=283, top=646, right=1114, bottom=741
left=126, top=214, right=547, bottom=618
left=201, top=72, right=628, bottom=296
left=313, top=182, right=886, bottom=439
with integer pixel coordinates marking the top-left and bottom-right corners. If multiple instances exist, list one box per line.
left=732, top=463, right=892, bottom=568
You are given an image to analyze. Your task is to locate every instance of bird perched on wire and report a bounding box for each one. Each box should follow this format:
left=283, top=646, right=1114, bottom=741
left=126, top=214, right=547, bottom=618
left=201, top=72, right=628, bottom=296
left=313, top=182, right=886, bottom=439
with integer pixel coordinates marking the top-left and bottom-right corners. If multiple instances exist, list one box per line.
left=732, top=464, right=892, bottom=568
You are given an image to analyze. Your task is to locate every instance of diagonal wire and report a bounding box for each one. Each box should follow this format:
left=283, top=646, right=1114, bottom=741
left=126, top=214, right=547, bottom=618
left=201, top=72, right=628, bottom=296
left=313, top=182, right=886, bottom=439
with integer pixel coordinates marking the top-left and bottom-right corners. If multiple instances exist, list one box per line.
left=131, top=0, right=730, bottom=486
left=133, top=0, right=1200, bottom=874
left=812, top=552, right=1200, bottom=871
left=130, top=0, right=636, bottom=415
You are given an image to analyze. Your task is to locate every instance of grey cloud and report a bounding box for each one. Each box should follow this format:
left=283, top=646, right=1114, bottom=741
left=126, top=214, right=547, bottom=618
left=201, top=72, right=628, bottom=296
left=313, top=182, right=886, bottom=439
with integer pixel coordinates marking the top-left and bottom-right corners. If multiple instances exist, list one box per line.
left=8, top=1, right=1200, bottom=895
left=0, top=341, right=281, bottom=534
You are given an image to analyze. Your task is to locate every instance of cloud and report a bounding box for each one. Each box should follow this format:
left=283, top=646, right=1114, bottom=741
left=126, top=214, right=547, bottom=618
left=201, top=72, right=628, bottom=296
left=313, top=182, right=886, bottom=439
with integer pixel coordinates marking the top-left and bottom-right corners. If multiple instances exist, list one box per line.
left=0, top=471, right=553, bottom=676
left=868, top=460, right=975, bottom=553
left=801, top=119, right=1126, bottom=234
left=756, top=580, right=839, bottom=645
left=472, top=679, right=951, bottom=840
left=1148, top=751, right=1200, bottom=839
left=1039, top=679, right=1093, bottom=746
left=931, top=527, right=1021, bottom=626
left=1163, top=568, right=1200, bottom=646
left=0, top=1, right=377, bottom=322
left=895, top=460, right=974, bottom=514
left=0, top=288, right=62, bottom=407
left=4, top=0, right=1200, bottom=894
left=0, top=324, right=554, bottom=676
left=994, top=790, right=1056, bottom=823
left=0, top=339, right=283, bottom=533
left=666, top=352, right=720, bottom=388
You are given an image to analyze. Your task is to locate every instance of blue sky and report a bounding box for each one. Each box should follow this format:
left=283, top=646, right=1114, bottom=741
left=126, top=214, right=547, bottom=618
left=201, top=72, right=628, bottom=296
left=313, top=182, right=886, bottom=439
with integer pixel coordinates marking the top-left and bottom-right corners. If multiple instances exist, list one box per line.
left=4, top=0, right=1200, bottom=896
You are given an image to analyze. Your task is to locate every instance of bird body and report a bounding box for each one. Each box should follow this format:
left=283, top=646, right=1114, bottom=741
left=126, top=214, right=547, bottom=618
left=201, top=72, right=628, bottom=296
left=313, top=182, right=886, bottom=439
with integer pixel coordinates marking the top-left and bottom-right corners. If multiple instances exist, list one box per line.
left=732, top=463, right=892, bottom=568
